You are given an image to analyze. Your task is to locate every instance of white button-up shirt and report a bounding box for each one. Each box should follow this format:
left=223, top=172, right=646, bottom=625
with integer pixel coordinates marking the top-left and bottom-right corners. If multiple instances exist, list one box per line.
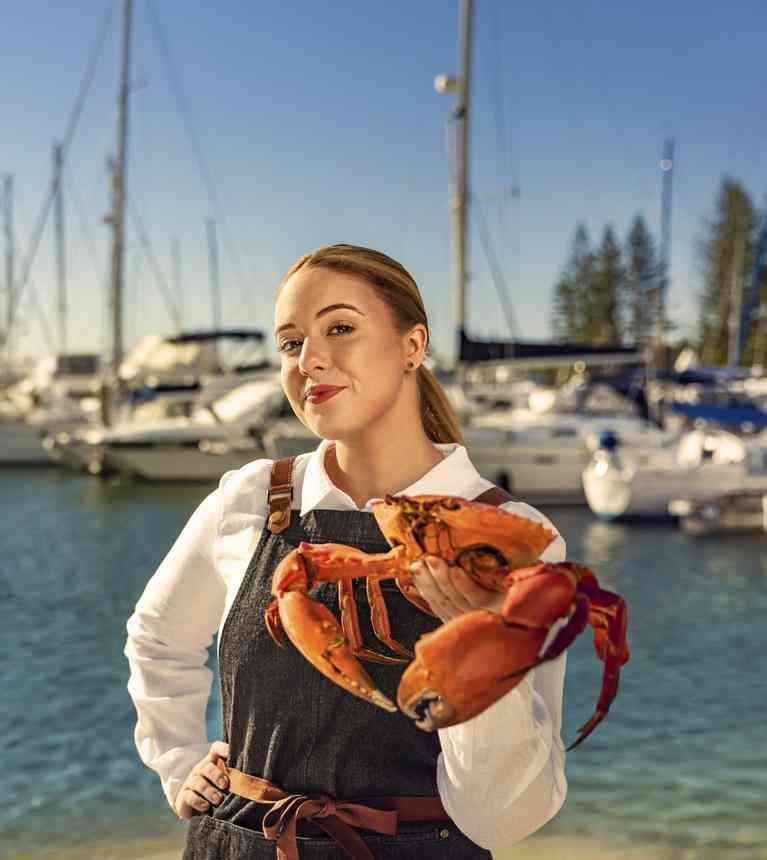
left=125, top=439, right=568, bottom=850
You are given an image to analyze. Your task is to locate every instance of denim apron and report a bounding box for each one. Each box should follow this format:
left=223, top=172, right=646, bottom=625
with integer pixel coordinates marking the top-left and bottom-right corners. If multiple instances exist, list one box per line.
left=183, top=505, right=493, bottom=859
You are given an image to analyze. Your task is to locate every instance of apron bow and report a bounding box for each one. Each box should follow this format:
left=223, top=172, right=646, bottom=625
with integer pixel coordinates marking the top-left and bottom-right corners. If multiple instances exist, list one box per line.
left=226, top=767, right=398, bottom=860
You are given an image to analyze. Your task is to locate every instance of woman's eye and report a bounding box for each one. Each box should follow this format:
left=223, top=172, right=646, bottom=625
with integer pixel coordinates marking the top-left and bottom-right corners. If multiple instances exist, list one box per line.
left=278, top=339, right=302, bottom=353
left=329, top=323, right=354, bottom=336
left=278, top=324, right=353, bottom=354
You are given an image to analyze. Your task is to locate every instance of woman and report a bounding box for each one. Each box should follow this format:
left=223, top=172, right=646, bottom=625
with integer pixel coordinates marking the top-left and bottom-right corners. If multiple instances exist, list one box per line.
left=125, top=245, right=568, bottom=859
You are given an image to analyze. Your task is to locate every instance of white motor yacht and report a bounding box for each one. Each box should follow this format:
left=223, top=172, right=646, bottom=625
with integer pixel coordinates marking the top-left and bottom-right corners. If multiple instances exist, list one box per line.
left=582, top=427, right=767, bottom=519
left=44, top=329, right=276, bottom=472
left=1, top=354, right=102, bottom=465
left=88, top=377, right=298, bottom=481
left=464, top=377, right=674, bottom=504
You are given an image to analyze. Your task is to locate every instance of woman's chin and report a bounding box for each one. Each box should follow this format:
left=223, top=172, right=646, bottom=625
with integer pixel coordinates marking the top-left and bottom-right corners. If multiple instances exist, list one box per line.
left=303, top=415, right=344, bottom=440
left=305, top=415, right=366, bottom=444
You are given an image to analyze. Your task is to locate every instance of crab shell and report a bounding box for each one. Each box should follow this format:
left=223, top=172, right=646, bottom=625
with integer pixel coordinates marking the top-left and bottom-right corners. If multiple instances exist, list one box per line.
left=370, top=494, right=557, bottom=589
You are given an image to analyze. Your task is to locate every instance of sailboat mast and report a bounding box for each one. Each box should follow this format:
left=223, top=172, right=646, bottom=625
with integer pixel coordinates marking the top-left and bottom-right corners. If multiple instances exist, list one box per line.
left=436, top=0, right=473, bottom=362
left=108, top=0, right=133, bottom=391
left=454, top=0, right=472, bottom=352
left=53, top=143, right=67, bottom=354
left=172, top=235, right=183, bottom=331
left=207, top=218, right=222, bottom=330
left=2, top=175, right=12, bottom=358
left=655, top=138, right=674, bottom=355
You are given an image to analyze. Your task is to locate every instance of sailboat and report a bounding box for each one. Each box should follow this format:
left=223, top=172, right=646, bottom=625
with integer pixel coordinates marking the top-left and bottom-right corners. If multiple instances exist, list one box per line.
left=433, top=2, right=673, bottom=503
left=0, top=159, right=106, bottom=466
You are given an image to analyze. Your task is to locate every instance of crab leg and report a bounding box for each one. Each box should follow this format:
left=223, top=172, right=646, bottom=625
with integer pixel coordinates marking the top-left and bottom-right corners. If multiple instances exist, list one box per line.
left=497, top=561, right=628, bottom=748
left=338, top=578, right=409, bottom=664
left=565, top=566, right=629, bottom=749
left=265, top=542, right=408, bottom=711
left=366, top=578, right=414, bottom=659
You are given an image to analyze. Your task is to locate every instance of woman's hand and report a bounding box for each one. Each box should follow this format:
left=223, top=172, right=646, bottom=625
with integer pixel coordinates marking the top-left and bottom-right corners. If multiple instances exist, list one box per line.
left=174, top=741, right=230, bottom=820
left=409, top=555, right=505, bottom=624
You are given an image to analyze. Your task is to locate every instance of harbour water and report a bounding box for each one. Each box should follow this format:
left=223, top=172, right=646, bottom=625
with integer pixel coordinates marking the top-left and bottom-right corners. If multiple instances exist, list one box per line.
left=1, top=467, right=766, bottom=859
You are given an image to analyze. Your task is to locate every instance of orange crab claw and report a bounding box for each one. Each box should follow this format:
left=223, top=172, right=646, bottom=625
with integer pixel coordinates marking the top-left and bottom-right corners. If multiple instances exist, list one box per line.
left=397, top=562, right=629, bottom=749
left=276, top=587, right=397, bottom=713
left=265, top=545, right=403, bottom=713
left=397, top=608, right=547, bottom=730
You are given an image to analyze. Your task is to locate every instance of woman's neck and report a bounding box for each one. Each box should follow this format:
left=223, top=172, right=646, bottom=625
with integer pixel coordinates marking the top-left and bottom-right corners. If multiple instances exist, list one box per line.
left=324, top=434, right=446, bottom=509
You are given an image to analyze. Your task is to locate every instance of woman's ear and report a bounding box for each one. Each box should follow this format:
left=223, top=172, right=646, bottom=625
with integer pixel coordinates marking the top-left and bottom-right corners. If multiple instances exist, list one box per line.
left=403, top=323, right=428, bottom=369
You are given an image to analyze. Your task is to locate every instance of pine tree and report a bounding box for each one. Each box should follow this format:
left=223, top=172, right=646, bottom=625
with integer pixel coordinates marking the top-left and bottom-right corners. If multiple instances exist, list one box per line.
left=697, top=178, right=761, bottom=364
left=550, top=223, right=593, bottom=342
left=739, top=206, right=767, bottom=368
left=624, top=216, right=659, bottom=347
left=587, top=225, right=624, bottom=344
left=551, top=271, right=576, bottom=342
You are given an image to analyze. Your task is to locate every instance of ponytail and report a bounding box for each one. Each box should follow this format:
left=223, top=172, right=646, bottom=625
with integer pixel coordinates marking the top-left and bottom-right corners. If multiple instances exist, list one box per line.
left=417, top=366, right=463, bottom=444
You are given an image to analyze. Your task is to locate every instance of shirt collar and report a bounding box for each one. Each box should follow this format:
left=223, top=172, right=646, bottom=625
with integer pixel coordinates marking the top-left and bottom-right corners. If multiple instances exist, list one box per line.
left=299, top=437, right=485, bottom=515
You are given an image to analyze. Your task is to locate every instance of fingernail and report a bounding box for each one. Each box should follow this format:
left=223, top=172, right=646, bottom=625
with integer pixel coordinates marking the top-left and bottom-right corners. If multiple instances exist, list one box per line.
left=218, top=777, right=228, bottom=789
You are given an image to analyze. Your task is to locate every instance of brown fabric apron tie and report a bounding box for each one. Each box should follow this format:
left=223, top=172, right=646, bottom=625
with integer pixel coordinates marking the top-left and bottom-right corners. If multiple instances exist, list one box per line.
left=225, top=766, right=448, bottom=860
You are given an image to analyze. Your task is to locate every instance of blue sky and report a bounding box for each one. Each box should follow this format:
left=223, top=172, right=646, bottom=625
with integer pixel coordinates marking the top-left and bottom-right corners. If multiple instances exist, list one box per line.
left=2, top=0, right=766, bottom=363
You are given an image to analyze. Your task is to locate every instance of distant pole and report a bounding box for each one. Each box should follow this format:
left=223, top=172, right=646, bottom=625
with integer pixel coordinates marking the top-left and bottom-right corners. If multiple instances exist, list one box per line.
left=455, top=0, right=472, bottom=354
left=171, top=234, right=182, bottom=331
left=207, top=218, right=221, bottom=330
left=103, top=0, right=133, bottom=425
left=110, top=0, right=132, bottom=377
left=2, top=175, right=13, bottom=359
left=655, top=138, right=674, bottom=357
left=53, top=143, right=67, bottom=354
left=131, top=248, right=141, bottom=350
left=435, top=0, right=473, bottom=363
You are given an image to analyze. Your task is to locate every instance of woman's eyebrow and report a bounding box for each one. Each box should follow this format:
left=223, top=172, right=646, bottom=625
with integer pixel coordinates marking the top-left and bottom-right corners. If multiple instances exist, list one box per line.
left=274, top=303, right=365, bottom=336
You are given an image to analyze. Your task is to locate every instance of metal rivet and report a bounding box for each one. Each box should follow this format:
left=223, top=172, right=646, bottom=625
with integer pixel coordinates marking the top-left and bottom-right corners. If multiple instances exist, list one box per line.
left=268, top=510, right=285, bottom=529
left=439, top=828, right=450, bottom=839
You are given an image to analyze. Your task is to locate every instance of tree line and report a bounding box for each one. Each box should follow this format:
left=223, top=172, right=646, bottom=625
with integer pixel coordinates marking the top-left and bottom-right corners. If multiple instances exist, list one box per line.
left=550, top=178, right=767, bottom=366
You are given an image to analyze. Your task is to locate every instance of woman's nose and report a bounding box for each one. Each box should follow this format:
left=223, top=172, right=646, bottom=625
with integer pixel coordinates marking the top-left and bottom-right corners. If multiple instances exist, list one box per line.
left=298, top=337, right=330, bottom=375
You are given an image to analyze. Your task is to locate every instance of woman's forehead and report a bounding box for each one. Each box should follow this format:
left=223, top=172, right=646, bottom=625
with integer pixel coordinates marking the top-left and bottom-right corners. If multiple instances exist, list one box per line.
left=275, top=268, right=380, bottom=322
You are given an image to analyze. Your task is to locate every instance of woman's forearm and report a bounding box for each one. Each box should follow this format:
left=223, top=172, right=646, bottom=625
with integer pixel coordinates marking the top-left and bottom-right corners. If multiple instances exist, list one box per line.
left=436, top=659, right=567, bottom=849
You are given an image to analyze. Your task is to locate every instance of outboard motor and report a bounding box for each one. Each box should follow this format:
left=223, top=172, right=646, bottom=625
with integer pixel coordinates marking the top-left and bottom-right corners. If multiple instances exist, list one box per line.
left=582, top=429, right=633, bottom=519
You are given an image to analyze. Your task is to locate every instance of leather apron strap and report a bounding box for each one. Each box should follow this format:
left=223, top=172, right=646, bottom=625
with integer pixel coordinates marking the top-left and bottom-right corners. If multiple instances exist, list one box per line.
left=267, top=456, right=296, bottom=534
left=473, top=485, right=514, bottom=506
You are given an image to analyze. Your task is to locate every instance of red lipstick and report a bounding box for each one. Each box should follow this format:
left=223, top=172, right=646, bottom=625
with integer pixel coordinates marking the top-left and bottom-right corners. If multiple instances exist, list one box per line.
left=304, top=385, right=345, bottom=404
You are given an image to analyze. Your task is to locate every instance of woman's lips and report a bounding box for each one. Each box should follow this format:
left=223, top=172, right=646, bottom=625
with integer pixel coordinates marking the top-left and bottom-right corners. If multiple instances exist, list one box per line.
left=304, top=386, right=345, bottom=404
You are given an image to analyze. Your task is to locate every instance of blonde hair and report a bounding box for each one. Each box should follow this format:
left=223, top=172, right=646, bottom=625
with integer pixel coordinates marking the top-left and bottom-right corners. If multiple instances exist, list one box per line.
left=278, top=244, right=463, bottom=444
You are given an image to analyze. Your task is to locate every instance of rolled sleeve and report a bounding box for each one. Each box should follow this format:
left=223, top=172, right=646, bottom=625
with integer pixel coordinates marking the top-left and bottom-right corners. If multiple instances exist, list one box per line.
left=436, top=501, right=568, bottom=849
left=124, top=479, right=229, bottom=810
